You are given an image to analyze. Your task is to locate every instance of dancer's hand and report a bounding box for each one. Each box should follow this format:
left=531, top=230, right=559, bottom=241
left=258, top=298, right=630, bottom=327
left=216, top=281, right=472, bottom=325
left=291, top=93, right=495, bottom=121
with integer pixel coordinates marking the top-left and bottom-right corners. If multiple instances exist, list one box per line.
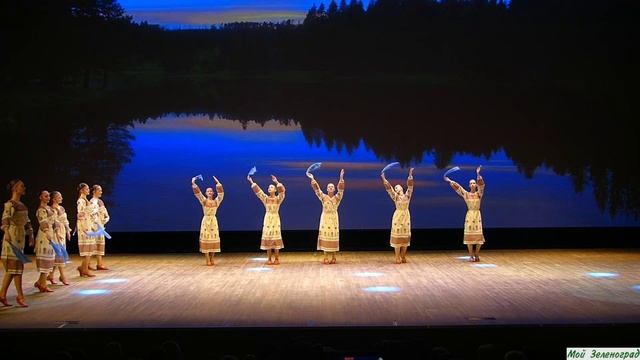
left=28, top=235, right=34, bottom=247
left=191, top=177, right=196, bottom=184
left=339, top=169, right=345, bottom=180
left=271, top=175, right=278, bottom=183
left=66, top=231, right=71, bottom=242
left=476, top=165, right=482, bottom=175
left=247, top=175, right=253, bottom=184
left=306, top=172, right=314, bottom=180
left=409, top=167, right=414, bottom=178
left=444, top=176, right=451, bottom=183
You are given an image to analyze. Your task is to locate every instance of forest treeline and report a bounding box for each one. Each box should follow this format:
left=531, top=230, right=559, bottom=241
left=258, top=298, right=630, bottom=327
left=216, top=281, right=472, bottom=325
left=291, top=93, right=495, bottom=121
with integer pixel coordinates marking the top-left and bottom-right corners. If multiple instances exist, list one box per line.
left=2, top=79, right=638, bottom=219
left=1, top=0, right=638, bottom=91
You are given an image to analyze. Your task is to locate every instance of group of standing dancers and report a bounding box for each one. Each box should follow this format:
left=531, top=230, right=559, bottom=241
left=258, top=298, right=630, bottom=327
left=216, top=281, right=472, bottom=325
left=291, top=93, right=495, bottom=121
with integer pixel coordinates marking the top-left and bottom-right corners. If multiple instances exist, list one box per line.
left=1, top=164, right=485, bottom=307
left=0, top=181, right=109, bottom=307
left=191, top=164, right=486, bottom=266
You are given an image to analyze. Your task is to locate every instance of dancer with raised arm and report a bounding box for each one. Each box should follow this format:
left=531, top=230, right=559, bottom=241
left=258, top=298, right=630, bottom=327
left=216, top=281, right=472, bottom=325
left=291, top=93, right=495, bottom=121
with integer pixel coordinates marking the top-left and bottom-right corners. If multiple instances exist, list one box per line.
left=381, top=167, right=414, bottom=264
left=192, top=176, right=224, bottom=266
left=34, top=191, right=56, bottom=293
left=444, top=165, right=486, bottom=262
left=90, top=184, right=110, bottom=270
left=76, top=183, right=96, bottom=277
left=50, top=191, right=71, bottom=285
left=308, top=167, right=345, bottom=264
left=248, top=173, right=286, bottom=265
left=1, top=180, right=34, bottom=307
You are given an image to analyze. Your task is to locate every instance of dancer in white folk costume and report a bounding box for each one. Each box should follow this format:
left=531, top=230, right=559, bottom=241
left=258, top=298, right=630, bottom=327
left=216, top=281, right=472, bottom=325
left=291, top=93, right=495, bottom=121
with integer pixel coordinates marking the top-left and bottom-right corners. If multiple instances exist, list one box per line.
left=34, top=190, right=56, bottom=293
left=1, top=179, right=34, bottom=307
left=247, top=173, right=286, bottom=265
left=381, top=167, right=414, bottom=264
left=89, top=184, right=110, bottom=270
left=308, top=167, right=345, bottom=265
left=444, top=165, right=486, bottom=262
left=76, top=183, right=96, bottom=277
left=50, top=191, right=71, bottom=285
left=191, top=176, right=224, bottom=266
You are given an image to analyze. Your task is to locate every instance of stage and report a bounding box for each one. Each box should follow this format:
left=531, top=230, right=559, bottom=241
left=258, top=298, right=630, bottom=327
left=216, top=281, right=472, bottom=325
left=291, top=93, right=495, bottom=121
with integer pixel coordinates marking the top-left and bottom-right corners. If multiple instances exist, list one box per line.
left=2, top=249, right=640, bottom=329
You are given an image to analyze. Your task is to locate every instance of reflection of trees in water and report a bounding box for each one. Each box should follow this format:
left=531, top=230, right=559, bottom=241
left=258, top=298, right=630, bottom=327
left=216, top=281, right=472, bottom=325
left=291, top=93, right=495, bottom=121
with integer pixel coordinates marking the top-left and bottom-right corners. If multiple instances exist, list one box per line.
left=2, top=80, right=637, bottom=219
left=136, top=80, right=636, bottom=218
left=1, top=108, right=133, bottom=224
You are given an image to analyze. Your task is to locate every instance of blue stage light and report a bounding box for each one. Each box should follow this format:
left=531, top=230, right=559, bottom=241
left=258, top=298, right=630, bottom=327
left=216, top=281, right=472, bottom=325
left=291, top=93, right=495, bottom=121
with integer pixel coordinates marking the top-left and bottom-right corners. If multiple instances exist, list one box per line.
left=75, top=289, right=110, bottom=296
left=587, top=272, right=619, bottom=278
left=362, top=286, right=401, bottom=293
left=97, top=278, right=128, bottom=284
left=632, top=285, right=640, bottom=293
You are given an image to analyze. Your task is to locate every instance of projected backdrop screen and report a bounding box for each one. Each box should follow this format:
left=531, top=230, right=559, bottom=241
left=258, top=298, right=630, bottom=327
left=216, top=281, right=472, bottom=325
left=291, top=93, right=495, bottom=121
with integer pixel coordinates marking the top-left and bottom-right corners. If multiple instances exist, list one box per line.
left=102, top=115, right=638, bottom=232
left=5, top=79, right=638, bottom=234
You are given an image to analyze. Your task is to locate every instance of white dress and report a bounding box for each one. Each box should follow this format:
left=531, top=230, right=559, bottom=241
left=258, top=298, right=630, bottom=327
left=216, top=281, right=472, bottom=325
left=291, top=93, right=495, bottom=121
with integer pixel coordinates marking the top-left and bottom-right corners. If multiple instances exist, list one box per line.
left=35, top=206, right=56, bottom=274
left=450, top=177, right=486, bottom=245
left=90, top=197, right=110, bottom=256
left=193, top=183, right=224, bottom=253
left=77, top=197, right=96, bottom=257
left=384, top=178, right=413, bottom=247
left=311, top=179, right=345, bottom=252
left=53, top=205, right=70, bottom=267
left=1, top=200, right=33, bottom=275
left=252, top=182, right=285, bottom=250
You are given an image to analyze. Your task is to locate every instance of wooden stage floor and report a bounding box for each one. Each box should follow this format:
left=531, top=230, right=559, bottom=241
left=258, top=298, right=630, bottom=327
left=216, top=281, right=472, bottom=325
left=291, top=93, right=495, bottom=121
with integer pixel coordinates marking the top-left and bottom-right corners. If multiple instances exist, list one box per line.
left=2, top=249, right=640, bottom=329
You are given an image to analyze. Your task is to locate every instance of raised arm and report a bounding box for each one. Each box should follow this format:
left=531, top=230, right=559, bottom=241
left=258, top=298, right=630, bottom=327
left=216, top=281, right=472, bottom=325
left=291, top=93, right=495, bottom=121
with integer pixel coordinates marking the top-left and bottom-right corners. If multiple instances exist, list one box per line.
left=192, top=178, right=206, bottom=205
left=406, top=167, right=415, bottom=200
left=336, top=169, right=345, bottom=202
left=381, top=173, right=397, bottom=202
left=310, top=174, right=325, bottom=201
left=444, top=177, right=466, bottom=198
left=273, top=175, right=286, bottom=202
left=213, top=176, right=224, bottom=206
left=476, top=166, right=485, bottom=199
left=249, top=176, right=267, bottom=203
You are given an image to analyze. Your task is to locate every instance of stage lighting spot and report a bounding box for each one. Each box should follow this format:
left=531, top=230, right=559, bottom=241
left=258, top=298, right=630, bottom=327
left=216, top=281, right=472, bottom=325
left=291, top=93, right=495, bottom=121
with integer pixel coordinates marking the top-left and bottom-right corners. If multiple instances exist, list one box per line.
left=247, top=267, right=272, bottom=272
left=355, top=272, right=384, bottom=277
left=472, top=264, right=497, bottom=268
left=250, top=257, right=268, bottom=261
left=363, top=286, right=401, bottom=293
left=587, top=272, right=619, bottom=278
left=97, top=278, right=128, bottom=284
left=75, top=289, right=110, bottom=296
left=456, top=256, right=472, bottom=260
left=632, top=285, right=640, bottom=293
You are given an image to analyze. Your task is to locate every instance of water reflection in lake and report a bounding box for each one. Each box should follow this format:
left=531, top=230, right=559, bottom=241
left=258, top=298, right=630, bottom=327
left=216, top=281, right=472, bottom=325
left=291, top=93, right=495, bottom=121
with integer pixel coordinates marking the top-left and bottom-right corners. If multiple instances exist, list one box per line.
left=106, top=114, right=638, bottom=231
left=2, top=80, right=638, bottom=232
